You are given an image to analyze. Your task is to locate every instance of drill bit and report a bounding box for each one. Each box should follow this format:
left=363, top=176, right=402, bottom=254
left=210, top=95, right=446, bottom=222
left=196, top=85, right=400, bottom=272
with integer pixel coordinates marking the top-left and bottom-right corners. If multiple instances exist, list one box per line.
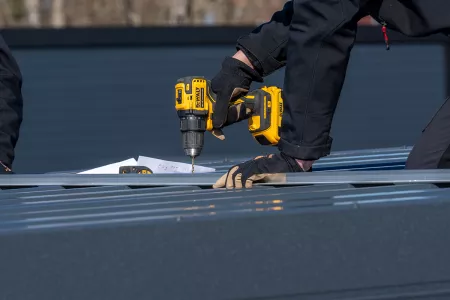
left=191, top=157, right=195, bottom=173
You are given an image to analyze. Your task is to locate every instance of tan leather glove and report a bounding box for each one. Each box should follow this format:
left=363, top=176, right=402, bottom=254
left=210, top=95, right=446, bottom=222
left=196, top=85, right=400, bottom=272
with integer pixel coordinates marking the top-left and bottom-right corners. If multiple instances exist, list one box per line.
left=213, top=153, right=312, bottom=189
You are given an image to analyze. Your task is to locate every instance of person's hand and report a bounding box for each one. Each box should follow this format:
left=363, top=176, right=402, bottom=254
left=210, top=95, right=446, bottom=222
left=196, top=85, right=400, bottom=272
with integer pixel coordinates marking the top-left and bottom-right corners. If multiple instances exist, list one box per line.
left=210, top=52, right=263, bottom=140
left=0, top=161, right=13, bottom=174
left=213, top=152, right=314, bottom=189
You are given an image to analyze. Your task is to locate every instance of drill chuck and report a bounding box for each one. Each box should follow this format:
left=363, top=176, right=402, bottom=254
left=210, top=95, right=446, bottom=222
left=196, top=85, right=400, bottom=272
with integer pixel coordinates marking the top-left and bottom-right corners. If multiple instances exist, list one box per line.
left=182, top=131, right=203, bottom=158
left=180, top=115, right=206, bottom=158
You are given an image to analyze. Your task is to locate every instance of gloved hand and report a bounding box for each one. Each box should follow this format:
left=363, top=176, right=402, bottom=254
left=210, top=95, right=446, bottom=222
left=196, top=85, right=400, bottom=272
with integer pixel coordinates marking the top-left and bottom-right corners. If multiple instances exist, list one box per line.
left=0, top=161, right=13, bottom=174
left=213, top=152, right=313, bottom=189
left=210, top=55, right=263, bottom=140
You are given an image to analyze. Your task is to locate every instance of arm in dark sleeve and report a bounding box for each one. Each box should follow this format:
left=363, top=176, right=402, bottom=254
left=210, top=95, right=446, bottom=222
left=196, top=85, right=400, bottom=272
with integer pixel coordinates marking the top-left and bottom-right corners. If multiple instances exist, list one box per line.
left=235, top=1, right=293, bottom=77
left=0, top=34, right=23, bottom=169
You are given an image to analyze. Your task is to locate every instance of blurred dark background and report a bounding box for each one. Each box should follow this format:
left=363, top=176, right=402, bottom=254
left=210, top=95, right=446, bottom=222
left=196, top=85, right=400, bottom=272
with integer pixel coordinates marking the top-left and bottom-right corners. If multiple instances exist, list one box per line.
left=1, top=0, right=448, bottom=173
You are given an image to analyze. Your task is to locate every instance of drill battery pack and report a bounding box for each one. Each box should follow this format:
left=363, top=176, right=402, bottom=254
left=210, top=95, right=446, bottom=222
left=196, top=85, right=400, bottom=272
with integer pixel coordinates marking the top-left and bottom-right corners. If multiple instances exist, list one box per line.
left=119, top=166, right=153, bottom=174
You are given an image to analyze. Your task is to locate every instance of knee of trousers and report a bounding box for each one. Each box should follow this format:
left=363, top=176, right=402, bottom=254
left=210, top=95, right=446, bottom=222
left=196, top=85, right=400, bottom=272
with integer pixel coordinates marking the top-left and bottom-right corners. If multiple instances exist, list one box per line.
left=277, top=137, right=333, bottom=160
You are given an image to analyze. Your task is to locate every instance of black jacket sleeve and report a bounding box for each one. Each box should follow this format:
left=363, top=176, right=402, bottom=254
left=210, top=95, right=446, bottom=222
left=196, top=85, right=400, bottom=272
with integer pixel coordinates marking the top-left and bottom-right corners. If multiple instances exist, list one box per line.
left=234, top=1, right=371, bottom=78
left=0, top=34, right=23, bottom=169
left=235, top=1, right=293, bottom=77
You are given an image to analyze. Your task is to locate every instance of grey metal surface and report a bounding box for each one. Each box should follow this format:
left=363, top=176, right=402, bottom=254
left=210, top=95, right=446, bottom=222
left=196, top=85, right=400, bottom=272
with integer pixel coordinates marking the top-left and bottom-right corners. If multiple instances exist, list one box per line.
left=1, top=182, right=450, bottom=299
left=0, top=146, right=445, bottom=233
left=1, top=146, right=450, bottom=300
left=202, top=146, right=412, bottom=173
left=3, top=169, right=450, bottom=187
left=0, top=182, right=442, bottom=234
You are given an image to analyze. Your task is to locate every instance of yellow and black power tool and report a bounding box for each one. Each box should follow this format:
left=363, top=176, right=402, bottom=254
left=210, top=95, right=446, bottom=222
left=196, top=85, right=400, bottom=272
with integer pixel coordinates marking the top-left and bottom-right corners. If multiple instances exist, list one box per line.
left=175, top=76, right=283, bottom=171
left=119, top=166, right=153, bottom=174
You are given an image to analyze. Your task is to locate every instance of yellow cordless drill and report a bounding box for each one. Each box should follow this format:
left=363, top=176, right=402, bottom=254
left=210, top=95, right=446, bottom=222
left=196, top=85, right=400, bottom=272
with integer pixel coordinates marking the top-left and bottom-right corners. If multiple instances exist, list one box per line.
left=175, top=76, right=283, bottom=172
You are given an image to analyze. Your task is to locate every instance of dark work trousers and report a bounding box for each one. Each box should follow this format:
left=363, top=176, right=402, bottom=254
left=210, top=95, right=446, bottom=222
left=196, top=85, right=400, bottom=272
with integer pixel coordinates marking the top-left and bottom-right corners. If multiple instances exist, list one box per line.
left=0, top=34, right=23, bottom=169
left=276, top=0, right=368, bottom=160
left=405, top=97, right=450, bottom=169
left=275, top=0, right=450, bottom=162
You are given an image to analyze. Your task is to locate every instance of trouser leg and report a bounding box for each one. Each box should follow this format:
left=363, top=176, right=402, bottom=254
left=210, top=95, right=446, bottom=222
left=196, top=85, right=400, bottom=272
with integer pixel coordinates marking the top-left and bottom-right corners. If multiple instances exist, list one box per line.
left=0, top=34, right=23, bottom=168
left=405, top=97, right=450, bottom=169
left=277, top=0, right=365, bottom=160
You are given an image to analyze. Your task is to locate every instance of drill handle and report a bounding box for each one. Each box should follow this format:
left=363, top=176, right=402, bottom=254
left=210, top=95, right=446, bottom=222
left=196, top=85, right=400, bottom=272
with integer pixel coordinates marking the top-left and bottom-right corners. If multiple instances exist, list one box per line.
left=242, top=86, right=283, bottom=146
left=231, top=89, right=262, bottom=112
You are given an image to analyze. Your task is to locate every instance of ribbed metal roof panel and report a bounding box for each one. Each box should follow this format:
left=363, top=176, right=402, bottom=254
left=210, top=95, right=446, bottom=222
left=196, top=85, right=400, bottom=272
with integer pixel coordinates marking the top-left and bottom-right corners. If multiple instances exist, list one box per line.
left=0, top=146, right=448, bottom=235
left=200, top=146, right=411, bottom=172
left=0, top=182, right=443, bottom=234
left=0, top=146, right=447, bottom=235
left=2, top=147, right=450, bottom=300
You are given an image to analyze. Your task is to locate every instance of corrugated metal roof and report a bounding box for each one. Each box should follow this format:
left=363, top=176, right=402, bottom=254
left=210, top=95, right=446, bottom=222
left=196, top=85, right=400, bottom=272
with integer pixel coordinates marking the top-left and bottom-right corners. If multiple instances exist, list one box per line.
left=0, top=181, right=443, bottom=234
left=2, top=146, right=450, bottom=300
left=203, top=146, right=411, bottom=173
left=0, top=145, right=448, bottom=235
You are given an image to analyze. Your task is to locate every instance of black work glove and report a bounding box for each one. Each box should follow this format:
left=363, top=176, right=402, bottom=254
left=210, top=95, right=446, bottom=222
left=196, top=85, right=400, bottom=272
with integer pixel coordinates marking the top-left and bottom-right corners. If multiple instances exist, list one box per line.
left=213, top=152, right=311, bottom=189
left=210, top=56, right=263, bottom=140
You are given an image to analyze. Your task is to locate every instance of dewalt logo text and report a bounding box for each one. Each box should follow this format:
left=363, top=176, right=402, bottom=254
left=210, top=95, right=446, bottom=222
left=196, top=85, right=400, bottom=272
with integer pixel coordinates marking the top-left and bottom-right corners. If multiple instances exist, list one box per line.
left=195, top=87, right=205, bottom=109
